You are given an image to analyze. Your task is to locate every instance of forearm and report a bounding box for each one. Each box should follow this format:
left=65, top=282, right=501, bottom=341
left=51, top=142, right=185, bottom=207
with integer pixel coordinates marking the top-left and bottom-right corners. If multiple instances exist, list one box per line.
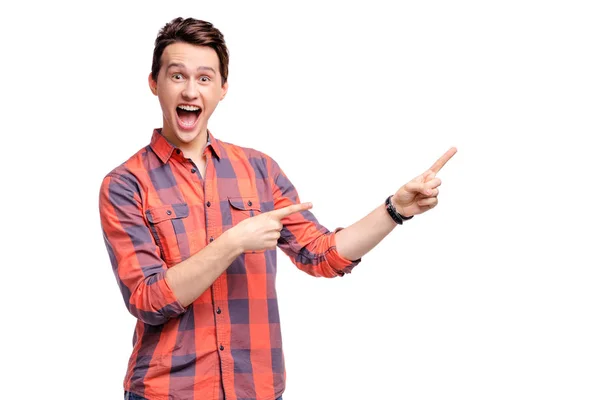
left=335, top=203, right=396, bottom=261
left=166, top=229, right=244, bottom=307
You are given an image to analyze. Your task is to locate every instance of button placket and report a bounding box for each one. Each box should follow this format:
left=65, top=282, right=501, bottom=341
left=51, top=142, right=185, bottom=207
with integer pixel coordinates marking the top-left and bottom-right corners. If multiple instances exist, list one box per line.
left=205, top=152, right=227, bottom=358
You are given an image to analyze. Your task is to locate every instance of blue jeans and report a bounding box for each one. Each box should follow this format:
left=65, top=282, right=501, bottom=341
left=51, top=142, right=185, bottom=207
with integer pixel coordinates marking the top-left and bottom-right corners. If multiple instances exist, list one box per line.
left=125, top=392, right=282, bottom=400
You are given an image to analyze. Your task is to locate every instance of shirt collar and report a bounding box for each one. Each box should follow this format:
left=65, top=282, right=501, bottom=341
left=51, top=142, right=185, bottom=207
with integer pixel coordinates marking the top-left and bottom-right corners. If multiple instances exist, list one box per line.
left=207, top=130, right=223, bottom=160
left=150, top=129, right=222, bottom=163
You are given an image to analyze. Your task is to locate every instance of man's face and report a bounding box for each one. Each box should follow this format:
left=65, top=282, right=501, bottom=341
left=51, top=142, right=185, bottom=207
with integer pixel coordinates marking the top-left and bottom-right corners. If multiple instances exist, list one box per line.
left=149, top=42, right=228, bottom=148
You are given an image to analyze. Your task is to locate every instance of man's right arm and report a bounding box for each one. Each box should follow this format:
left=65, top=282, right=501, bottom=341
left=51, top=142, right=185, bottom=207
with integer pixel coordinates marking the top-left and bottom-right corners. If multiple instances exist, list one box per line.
left=100, top=173, right=311, bottom=319
left=100, top=174, right=245, bottom=324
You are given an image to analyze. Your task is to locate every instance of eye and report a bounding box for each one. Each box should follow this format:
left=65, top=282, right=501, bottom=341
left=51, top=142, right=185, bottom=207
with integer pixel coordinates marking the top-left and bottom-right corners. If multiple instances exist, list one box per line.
left=199, top=76, right=211, bottom=83
left=171, top=73, right=184, bottom=81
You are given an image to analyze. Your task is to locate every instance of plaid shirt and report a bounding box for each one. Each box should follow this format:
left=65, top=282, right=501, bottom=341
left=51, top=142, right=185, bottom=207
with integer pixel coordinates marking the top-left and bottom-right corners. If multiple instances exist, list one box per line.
left=99, top=129, right=360, bottom=400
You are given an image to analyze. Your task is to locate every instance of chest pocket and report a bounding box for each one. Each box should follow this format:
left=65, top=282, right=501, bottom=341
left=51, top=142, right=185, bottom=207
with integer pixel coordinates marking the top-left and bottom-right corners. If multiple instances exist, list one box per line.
left=227, top=196, right=262, bottom=227
left=145, top=203, right=190, bottom=265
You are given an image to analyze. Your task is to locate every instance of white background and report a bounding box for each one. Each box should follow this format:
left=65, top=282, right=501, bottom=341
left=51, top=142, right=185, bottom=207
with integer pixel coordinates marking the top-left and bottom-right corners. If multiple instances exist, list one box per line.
left=1, top=0, right=599, bottom=399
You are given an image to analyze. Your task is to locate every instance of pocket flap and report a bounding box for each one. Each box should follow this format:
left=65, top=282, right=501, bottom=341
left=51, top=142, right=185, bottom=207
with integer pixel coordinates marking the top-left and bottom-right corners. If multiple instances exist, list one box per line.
left=146, top=203, right=190, bottom=224
left=227, top=196, right=261, bottom=212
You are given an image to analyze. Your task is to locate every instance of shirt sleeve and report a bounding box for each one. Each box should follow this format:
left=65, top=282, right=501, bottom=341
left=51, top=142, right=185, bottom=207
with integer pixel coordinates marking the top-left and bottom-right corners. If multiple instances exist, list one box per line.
left=99, top=173, right=186, bottom=325
left=268, top=157, right=361, bottom=278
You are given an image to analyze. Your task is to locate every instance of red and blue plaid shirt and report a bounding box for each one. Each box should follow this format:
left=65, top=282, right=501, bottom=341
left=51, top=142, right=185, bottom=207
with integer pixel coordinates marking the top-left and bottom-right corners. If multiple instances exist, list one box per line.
left=99, top=129, right=360, bottom=400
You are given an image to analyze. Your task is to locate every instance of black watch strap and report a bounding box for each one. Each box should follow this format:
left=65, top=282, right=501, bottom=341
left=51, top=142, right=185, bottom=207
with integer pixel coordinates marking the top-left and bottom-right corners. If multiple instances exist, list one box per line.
left=385, top=195, right=414, bottom=225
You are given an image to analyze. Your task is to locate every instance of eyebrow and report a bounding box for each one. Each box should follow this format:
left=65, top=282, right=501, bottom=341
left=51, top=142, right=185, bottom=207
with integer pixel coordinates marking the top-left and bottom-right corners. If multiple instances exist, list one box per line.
left=166, top=63, right=216, bottom=74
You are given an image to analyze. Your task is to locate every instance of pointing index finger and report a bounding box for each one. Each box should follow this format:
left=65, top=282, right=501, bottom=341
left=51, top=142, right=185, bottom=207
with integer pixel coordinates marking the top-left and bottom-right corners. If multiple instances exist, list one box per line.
left=429, top=147, right=457, bottom=174
left=269, top=202, right=313, bottom=220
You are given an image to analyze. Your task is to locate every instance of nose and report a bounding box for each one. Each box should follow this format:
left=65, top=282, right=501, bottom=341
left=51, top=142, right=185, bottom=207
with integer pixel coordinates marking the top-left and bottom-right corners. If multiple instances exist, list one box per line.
left=182, top=80, right=199, bottom=100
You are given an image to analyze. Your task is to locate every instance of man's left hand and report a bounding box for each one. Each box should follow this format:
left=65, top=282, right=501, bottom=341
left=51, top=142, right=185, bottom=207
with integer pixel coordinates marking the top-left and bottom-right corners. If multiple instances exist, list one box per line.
left=392, top=147, right=457, bottom=217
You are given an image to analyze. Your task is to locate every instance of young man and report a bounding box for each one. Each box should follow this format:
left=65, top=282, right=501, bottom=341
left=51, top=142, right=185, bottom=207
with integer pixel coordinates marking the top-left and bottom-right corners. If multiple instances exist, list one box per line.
left=99, top=17, right=456, bottom=400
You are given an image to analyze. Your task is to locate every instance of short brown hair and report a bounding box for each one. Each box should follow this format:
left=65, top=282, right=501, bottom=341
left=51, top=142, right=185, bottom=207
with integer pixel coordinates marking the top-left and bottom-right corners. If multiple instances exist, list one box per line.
left=151, top=17, right=229, bottom=84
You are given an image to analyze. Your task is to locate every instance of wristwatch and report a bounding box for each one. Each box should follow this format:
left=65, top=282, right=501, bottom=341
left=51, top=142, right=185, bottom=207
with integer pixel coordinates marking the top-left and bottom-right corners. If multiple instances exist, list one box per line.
left=385, top=195, right=414, bottom=225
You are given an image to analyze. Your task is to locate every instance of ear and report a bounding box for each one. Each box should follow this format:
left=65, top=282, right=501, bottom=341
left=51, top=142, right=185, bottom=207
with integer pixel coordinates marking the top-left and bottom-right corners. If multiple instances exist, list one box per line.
left=220, top=81, right=229, bottom=101
left=148, top=73, right=158, bottom=96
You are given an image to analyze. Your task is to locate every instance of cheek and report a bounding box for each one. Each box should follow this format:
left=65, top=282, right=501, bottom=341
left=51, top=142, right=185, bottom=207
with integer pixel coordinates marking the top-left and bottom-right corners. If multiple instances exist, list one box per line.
left=157, top=90, right=175, bottom=112
left=202, top=89, right=224, bottom=110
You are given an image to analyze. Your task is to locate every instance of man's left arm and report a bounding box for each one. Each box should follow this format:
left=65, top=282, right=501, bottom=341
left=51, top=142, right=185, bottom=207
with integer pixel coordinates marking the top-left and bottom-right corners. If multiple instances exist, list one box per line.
left=336, top=147, right=457, bottom=261
left=266, top=156, right=359, bottom=278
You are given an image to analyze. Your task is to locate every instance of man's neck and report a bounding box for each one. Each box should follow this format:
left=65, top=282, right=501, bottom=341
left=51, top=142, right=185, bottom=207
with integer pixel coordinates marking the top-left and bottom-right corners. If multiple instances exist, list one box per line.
left=180, top=132, right=208, bottom=160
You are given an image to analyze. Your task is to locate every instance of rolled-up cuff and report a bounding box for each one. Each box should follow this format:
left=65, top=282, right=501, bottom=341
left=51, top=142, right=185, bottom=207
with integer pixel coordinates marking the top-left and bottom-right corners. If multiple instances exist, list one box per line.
left=327, top=227, right=362, bottom=275
left=156, top=271, right=186, bottom=318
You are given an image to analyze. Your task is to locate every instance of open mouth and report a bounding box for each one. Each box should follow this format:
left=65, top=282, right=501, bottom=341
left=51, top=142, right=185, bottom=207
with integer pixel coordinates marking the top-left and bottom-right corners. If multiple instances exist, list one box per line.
left=176, top=104, right=201, bottom=129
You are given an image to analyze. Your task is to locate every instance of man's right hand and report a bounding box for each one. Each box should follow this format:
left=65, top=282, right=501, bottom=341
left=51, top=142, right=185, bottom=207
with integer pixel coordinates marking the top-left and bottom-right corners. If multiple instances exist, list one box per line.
left=229, top=202, right=313, bottom=252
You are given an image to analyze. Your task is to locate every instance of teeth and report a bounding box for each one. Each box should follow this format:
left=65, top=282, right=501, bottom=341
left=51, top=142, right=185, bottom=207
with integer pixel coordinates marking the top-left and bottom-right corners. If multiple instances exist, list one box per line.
left=178, top=105, right=200, bottom=111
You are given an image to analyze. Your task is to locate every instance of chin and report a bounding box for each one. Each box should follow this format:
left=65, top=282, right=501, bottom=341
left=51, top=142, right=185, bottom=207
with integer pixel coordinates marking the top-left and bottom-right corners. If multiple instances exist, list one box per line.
left=174, top=129, right=202, bottom=144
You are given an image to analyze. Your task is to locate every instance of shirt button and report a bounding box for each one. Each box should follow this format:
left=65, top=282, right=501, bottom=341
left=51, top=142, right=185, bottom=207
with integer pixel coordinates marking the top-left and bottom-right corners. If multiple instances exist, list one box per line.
left=176, top=149, right=181, bottom=154
left=209, top=237, right=214, bottom=242
left=206, top=201, right=211, bottom=207
left=219, top=345, right=224, bottom=351
left=216, top=307, right=221, bottom=314
left=191, top=168, right=197, bottom=173
left=166, top=210, right=172, bottom=215
left=247, top=200, right=253, bottom=206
